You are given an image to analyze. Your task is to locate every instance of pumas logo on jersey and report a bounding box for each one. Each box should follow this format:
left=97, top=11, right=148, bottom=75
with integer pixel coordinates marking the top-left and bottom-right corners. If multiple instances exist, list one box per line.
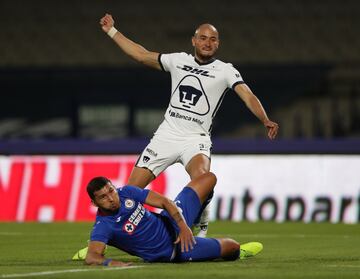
left=124, top=199, right=135, bottom=209
left=179, top=85, right=202, bottom=108
left=170, top=75, right=210, bottom=116
left=143, top=156, right=150, bottom=163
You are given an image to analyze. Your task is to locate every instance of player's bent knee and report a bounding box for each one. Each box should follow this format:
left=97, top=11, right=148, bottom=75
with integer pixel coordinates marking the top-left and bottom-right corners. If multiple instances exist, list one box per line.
left=206, top=172, right=217, bottom=191
left=210, top=172, right=217, bottom=186
left=187, top=172, right=217, bottom=204
left=189, top=172, right=217, bottom=187
left=188, top=167, right=209, bottom=180
left=202, top=172, right=217, bottom=187
left=186, top=154, right=211, bottom=179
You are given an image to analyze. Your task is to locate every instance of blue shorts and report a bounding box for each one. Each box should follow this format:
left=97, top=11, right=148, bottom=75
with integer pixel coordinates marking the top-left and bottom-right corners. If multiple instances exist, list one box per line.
left=161, top=187, right=221, bottom=262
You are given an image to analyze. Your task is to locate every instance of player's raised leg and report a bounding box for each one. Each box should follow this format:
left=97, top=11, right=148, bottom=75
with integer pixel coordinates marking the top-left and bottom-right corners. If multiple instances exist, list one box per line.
left=185, top=154, right=212, bottom=237
left=185, top=154, right=210, bottom=180
left=127, top=166, right=155, bottom=188
left=186, top=171, right=216, bottom=205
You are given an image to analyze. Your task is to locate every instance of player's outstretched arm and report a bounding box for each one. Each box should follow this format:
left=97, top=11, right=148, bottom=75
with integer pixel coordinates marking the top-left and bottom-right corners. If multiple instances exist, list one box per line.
left=85, top=241, right=131, bottom=267
left=234, top=83, right=279, bottom=140
left=100, top=13, right=161, bottom=70
left=145, top=191, right=196, bottom=252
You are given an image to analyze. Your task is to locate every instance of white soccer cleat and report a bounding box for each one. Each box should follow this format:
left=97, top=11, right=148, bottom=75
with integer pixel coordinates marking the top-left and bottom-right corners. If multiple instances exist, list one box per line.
left=196, top=224, right=208, bottom=238
left=195, top=204, right=210, bottom=238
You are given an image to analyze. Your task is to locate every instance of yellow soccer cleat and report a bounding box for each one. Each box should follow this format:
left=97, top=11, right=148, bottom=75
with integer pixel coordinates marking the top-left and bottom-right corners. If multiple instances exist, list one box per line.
left=72, top=246, right=88, bottom=261
left=72, top=245, right=108, bottom=260
left=239, top=242, right=263, bottom=259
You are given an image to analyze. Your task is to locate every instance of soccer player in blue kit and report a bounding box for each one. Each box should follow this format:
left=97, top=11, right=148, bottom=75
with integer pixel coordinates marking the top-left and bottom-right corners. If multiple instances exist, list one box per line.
left=85, top=172, right=263, bottom=266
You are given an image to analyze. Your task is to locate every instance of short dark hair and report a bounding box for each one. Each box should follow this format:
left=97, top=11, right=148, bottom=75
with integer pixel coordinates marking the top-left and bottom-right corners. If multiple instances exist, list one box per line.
left=87, top=176, right=111, bottom=200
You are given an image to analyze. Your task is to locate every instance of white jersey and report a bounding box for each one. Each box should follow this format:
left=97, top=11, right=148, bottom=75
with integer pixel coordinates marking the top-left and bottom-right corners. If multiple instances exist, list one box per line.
left=156, top=52, right=244, bottom=137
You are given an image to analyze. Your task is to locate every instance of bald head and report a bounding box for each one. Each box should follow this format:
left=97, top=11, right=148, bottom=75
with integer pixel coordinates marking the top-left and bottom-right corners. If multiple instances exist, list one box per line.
left=192, top=23, right=219, bottom=62
left=194, top=23, right=219, bottom=38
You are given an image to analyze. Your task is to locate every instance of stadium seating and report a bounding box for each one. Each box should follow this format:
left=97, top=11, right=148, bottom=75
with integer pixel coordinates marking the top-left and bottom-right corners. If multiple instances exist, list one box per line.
left=0, top=0, right=359, bottom=66
left=0, top=0, right=359, bottom=139
left=230, top=66, right=360, bottom=139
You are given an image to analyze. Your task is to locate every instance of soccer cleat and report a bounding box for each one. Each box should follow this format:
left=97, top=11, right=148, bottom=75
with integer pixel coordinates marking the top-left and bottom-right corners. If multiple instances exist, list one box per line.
left=72, top=245, right=108, bottom=260
left=192, top=222, right=209, bottom=238
left=194, top=204, right=210, bottom=238
left=72, top=246, right=88, bottom=261
left=239, top=242, right=263, bottom=259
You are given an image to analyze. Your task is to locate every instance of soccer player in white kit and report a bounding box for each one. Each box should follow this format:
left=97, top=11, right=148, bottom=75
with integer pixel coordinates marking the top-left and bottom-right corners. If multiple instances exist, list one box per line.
left=100, top=14, right=279, bottom=237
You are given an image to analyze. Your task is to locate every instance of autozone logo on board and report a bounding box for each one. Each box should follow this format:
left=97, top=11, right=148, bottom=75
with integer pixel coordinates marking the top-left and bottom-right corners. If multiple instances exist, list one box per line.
left=0, top=156, right=167, bottom=222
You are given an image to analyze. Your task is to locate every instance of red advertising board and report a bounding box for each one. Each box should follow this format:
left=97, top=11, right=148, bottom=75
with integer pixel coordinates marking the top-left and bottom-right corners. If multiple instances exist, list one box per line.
left=0, top=156, right=167, bottom=221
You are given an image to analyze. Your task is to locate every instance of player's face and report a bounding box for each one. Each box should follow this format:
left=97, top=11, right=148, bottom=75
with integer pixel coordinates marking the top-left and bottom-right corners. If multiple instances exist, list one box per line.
left=192, top=27, right=219, bottom=61
left=93, top=183, right=120, bottom=212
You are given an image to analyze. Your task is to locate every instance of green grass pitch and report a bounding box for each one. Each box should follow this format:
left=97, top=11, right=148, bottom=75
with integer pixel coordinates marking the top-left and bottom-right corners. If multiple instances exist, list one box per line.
left=0, top=222, right=359, bottom=279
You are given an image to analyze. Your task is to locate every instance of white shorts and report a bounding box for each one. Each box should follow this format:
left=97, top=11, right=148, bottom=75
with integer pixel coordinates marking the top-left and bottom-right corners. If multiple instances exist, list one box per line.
left=135, top=133, right=212, bottom=177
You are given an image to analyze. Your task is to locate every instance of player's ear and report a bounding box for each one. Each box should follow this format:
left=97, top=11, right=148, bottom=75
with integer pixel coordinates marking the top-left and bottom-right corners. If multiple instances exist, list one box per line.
left=191, top=36, right=196, bottom=47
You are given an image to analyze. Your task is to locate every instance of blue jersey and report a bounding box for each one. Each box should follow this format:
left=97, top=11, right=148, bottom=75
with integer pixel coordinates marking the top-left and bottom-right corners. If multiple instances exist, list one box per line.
left=90, top=185, right=175, bottom=262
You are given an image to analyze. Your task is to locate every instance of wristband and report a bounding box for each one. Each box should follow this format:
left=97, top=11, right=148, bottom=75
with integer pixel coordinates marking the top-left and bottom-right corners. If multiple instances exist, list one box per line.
left=102, top=258, right=112, bottom=266
left=107, top=27, right=118, bottom=39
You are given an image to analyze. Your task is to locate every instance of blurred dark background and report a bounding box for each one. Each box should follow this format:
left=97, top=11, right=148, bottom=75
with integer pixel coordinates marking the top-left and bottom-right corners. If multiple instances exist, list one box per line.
left=0, top=0, right=359, bottom=143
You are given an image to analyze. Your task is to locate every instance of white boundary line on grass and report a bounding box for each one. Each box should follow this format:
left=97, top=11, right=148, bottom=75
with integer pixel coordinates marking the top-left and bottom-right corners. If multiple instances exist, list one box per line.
left=0, top=266, right=141, bottom=278
left=210, top=234, right=353, bottom=238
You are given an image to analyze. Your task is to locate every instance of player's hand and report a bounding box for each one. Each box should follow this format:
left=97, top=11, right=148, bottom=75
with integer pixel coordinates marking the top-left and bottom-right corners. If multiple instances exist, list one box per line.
left=264, top=119, right=279, bottom=140
left=100, top=13, right=115, bottom=33
left=108, top=260, right=132, bottom=267
left=174, top=223, right=196, bottom=253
